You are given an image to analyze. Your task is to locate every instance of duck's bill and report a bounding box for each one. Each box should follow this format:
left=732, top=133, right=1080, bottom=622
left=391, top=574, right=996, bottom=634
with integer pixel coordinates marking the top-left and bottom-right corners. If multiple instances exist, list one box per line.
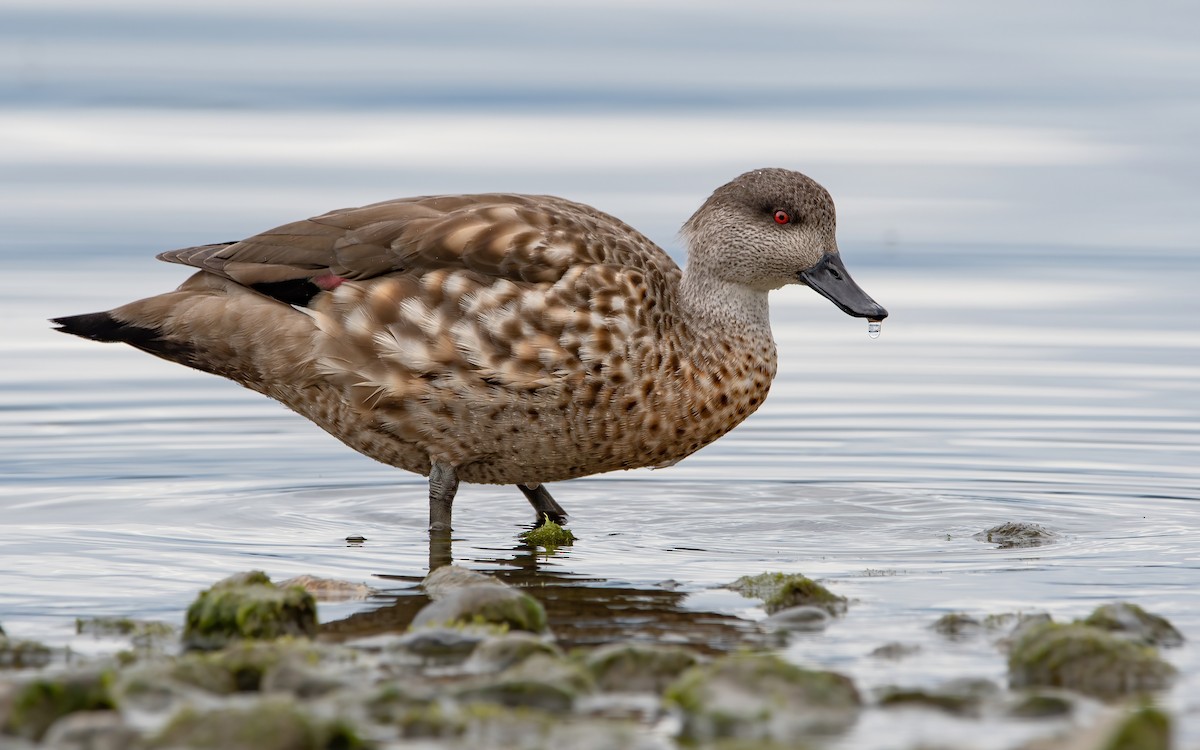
left=798, top=253, right=889, bottom=320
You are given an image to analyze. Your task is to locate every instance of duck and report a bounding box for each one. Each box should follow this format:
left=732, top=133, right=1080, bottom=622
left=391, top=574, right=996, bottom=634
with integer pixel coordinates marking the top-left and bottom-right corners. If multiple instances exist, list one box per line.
left=53, top=168, right=888, bottom=532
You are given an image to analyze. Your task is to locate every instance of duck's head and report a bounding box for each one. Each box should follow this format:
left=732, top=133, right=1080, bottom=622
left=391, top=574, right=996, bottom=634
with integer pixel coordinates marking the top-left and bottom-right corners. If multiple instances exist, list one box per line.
left=683, top=168, right=888, bottom=321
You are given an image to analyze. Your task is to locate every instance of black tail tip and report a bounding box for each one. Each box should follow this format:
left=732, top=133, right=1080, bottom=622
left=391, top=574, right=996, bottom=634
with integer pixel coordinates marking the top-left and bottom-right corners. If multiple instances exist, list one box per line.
left=51, top=312, right=127, bottom=342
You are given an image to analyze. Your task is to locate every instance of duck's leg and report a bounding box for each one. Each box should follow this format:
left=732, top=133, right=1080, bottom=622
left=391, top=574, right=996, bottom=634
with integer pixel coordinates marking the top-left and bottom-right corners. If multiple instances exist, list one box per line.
left=428, top=461, right=459, bottom=532
left=518, top=483, right=567, bottom=525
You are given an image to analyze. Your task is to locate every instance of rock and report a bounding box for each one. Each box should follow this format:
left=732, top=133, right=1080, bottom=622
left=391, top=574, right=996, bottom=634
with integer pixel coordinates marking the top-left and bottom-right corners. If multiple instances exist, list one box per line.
left=1082, top=603, right=1184, bottom=649
left=423, top=565, right=505, bottom=599
left=1101, top=704, right=1170, bottom=750
left=665, top=652, right=860, bottom=743
left=932, top=613, right=983, bottom=639
left=383, top=627, right=487, bottom=666
left=149, top=698, right=363, bottom=750
left=456, top=653, right=593, bottom=712
left=1, top=670, right=115, bottom=741
left=584, top=642, right=699, bottom=693
left=1007, top=691, right=1074, bottom=718
left=464, top=632, right=563, bottom=673
left=869, top=642, right=920, bottom=660
left=762, top=606, right=830, bottom=633
left=183, top=571, right=318, bottom=651
left=276, top=575, right=378, bottom=602
left=726, top=572, right=848, bottom=616
left=876, top=679, right=999, bottom=717
left=412, top=585, right=548, bottom=633
left=42, top=710, right=140, bottom=750
left=519, top=517, right=577, bottom=550
left=1008, top=621, right=1176, bottom=698
left=0, top=637, right=52, bottom=670
left=974, top=522, right=1057, bottom=548
left=175, top=639, right=333, bottom=693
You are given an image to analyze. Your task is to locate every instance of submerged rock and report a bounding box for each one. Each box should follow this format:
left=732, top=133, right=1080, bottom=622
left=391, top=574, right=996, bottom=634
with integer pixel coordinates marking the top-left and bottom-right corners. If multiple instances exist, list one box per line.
left=1, top=670, right=115, bottom=741
left=1006, top=691, right=1074, bottom=719
left=149, top=698, right=363, bottom=750
left=726, top=572, right=848, bottom=616
left=762, top=606, right=830, bottom=633
left=276, top=575, right=378, bottom=602
left=869, top=642, right=921, bottom=660
left=665, top=652, right=860, bottom=743
left=932, top=613, right=983, bottom=639
left=423, top=565, right=503, bottom=599
left=1082, top=603, right=1184, bottom=649
left=975, top=522, right=1058, bottom=548
left=1008, top=621, right=1176, bottom=698
left=182, top=571, right=318, bottom=651
left=876, top=679, right=999, bottom=717
left=584, top=642, right=699, bottom=693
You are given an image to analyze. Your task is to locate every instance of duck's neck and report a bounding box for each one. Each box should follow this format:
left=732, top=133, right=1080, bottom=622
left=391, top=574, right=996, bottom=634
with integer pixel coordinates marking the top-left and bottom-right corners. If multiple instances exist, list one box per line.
left=678, top=265, right=774, bottom=341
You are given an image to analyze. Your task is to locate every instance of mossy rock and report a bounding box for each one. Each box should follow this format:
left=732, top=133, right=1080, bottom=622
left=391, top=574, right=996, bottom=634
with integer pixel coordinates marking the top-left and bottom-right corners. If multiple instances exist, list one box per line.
left=1083, top=603, right=1184, bottom=648
left=519, top=517, right=576, bottom=550
left=183, top=571, right=318, bottom=651
left=665, top=652, right=860, bottom=742
left=181, top=639, right=330, bottom=693
left=1102, top=704, right=1170, bottom=750
left=1008, top=622, right=1176, bottom=698
left=726, top=572, right=847, bottom=616
left=1007, top=691, right=1074, bottom=718
left=584, top=642, right=699, bottom=693
left=411, top=585, right=547, bottom=633
left=2, top=671, right=115, bottom=741
left=932, top=613, right=983, bottom=639
left=456, top=678, right=577, bottom=713
left=876, top=679, right=998, bottom=717
left=0, top=637, right=52, bottom=670
left=150, top=699, right=364, bottom=750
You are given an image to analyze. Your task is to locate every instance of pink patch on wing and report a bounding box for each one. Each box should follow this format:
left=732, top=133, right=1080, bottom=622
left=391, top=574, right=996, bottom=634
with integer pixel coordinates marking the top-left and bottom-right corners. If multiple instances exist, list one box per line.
left=313, top=274, right=346, bottom=291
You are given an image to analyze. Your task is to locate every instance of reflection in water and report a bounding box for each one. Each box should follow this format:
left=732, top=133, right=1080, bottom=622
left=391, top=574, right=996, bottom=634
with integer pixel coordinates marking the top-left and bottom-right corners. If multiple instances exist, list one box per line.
left=320, top=534, right=762, bottom=653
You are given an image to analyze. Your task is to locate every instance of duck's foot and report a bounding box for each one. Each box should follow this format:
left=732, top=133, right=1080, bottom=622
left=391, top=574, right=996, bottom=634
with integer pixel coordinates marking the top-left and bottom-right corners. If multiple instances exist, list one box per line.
left=518, top=483, right=568, bottom=525
left=428, top=461, right=459, bottom=532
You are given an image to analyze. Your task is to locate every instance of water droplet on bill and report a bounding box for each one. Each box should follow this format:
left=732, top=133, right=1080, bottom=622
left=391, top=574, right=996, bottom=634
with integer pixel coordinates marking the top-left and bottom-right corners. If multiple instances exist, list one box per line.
left=868, top=319, right=881, bottom=339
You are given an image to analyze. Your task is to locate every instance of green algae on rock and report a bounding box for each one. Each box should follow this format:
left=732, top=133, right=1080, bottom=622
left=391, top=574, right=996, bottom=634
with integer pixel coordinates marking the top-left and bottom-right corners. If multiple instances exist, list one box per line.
left=932, top=613, right=983, bottom=639
left=519, top=516, right=577, bottom=550
left=1101, top=704, right=1171, bottom=750
left=665, top=652, right=860, bottom=743
left=150, top=698, right=364, bottom=750
left=1008, top=621, right=1176, bottom=698
left=2, top=671, right=115, bottom=741
left=726, top=572, right=848, bottom=616
left=876, top=679, right=999, bottom=717
left=183, top=571, right=318, bottom=651
left=1006, top=691, right=1074, bottom=719
left=1083, top=603, right=1184, bottom=649
left=415, top=565, right=547, bottom=633
left=584, top=642, right=699, bottom=693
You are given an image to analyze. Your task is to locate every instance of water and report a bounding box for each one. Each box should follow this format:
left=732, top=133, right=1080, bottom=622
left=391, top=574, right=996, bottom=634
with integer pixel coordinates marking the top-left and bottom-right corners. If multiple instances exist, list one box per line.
left=2, top=2, right=1199, bottom=748
left=867, top=320, right=882, bottom=339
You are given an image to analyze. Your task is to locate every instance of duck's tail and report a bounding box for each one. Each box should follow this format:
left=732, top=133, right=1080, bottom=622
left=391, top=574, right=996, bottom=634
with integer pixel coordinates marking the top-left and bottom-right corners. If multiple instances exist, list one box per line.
left=51, top=271, right=318, bottom=395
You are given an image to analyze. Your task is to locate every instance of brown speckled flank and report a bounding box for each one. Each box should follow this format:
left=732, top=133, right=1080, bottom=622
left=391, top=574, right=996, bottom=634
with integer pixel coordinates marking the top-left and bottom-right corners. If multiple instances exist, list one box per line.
left=53, top=168, right=887, bottom=531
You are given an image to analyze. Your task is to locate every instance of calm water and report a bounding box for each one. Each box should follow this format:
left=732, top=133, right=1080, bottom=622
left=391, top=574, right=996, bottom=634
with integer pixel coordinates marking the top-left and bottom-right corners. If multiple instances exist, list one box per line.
left=2, top=2, right=1199, bottom=748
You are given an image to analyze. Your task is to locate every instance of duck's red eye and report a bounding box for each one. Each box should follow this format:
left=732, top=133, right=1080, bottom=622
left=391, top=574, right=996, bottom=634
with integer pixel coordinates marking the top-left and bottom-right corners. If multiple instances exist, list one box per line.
left=773, top=210, right=791, bottom=225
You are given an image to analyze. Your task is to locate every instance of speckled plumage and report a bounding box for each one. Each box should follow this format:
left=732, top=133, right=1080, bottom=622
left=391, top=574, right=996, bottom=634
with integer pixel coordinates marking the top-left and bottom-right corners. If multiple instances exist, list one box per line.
left=54, top=168, right=887, bottom=529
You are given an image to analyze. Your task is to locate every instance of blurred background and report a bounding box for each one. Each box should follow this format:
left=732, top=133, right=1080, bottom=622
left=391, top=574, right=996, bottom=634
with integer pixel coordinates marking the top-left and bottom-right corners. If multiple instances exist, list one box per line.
left=1, top=2, right=1198, bottom=747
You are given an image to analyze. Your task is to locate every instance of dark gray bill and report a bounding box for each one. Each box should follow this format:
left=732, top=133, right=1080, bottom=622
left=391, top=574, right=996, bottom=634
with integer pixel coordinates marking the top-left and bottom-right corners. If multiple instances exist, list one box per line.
left=798, top=253, right=888, bottom=319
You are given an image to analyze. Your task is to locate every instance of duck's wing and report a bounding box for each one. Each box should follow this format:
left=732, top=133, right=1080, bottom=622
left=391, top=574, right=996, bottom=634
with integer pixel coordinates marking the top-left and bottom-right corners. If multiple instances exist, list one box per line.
left=159, top=194, right=683, bottom=397
left=157, top=193, right=679, bottom=306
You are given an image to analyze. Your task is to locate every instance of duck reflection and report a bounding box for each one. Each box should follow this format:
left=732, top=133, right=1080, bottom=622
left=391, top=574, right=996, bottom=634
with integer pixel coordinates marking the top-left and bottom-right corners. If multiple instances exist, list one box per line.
left=318, top=533, right=762, bottom=654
